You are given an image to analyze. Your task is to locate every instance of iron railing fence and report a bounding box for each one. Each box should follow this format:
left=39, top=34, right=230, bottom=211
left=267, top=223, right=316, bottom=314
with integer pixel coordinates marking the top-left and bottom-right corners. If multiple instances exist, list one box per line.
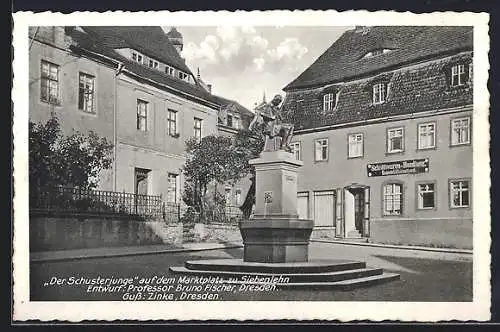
left=30, top=186, right=245, bottom=224
left=30, top=186, right=163, bottom=218
left=162, top=203, right=243, bottom=225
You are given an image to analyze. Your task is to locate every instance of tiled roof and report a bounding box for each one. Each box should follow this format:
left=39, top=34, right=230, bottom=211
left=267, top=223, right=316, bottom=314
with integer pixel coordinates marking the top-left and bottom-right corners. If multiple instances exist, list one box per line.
left=284, top=26, right=473, bottom=91
left=282, top=52, right=473, bottom=131
left=66, top=27, right=219, bottom=107
left=81, top=26, right=191, bottom=74
left=212, top=95, right=255, bottom=128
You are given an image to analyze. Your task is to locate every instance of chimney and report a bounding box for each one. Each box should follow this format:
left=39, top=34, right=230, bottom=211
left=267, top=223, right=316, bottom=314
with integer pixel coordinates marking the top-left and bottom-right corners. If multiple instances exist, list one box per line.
left=166, top=27, right=184, bottom=55
left=207, top=84, right=212, bottom=94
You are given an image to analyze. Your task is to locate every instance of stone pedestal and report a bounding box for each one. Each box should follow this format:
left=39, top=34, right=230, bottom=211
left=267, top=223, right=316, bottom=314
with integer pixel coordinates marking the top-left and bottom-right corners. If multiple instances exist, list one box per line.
left=239, top=150, right=314, bottom=263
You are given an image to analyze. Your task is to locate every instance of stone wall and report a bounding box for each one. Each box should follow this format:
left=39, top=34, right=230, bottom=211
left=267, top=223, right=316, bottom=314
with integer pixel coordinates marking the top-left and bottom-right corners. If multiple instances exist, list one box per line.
left=30, top=212, right=242, bottom=252
left=30, top=213, right=165, bottom=252
left=191, top=223, right=242, bottom=243
left=369, top=218, right=473, bottom=249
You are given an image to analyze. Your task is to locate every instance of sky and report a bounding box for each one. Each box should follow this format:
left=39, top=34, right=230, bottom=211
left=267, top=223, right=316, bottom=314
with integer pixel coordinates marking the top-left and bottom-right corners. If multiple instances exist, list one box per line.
left=162, top=26, right=351, bottom=111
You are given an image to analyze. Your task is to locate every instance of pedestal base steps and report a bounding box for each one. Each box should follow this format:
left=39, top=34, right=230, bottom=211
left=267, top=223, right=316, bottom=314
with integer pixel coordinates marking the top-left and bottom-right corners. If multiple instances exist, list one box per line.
left=169, top=259, right=400, bottom=290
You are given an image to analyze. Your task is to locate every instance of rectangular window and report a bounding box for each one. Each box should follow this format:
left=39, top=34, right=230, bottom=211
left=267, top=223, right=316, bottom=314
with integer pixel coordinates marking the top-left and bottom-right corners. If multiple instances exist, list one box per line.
left=167, top=173, right=178, bottom=203
left=136, top=99, right=148, bottom=131
left=417, top=183, right=435, bottom=209
left=178, top=71, right=188, bottom=81
left=40, top=60, right=60, bottom=104
left=451, top=64, right=466, bottom=86
left=194, top=117, right=202, bottom=142
left=225, top=187, right=232, bottom=205
left=383, top=183, right=403, bottom=216
left=450, top=180, right=470, bottom=208
left=315, top=139, right=328, bottom=161
left=148, top=59, right=159, bottom=69
left=348, top=133, right=364, bottom=158
left=292, top=142, right=301, bottom=160
left=235, top=189, right=242, bottom=206
left=418, top=123, right=436, bottom=149
left=227, top=114, right=233, bottom=127
left=78, top=72, right=95, bottom=113
left=132, top=51, right=143, bottom=64
left=165, top=65, right=174, bottom=76
left=234, top=116, right=240, bottom=129
left=167, top=109, right=177, bottom=136
left=387, top=127, right=404, bottom=153
left=451, top=117, right=471, bottom=145
left=373, top=83, right=386, bottom=104
left=323, top=93, right=335, bottom=112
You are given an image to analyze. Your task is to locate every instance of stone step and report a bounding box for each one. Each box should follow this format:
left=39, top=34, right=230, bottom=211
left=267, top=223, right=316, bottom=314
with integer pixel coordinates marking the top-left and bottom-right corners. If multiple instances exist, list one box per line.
left=184, top=259, right=366, bottom=274
left=274, top=273, right=401, bottom=290
left=169, top=266, right=384, bottom=283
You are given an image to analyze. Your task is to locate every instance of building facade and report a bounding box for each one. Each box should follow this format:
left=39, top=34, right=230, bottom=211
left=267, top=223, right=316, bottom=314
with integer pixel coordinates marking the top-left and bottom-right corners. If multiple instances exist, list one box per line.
left=28, top=26, right=117, bottom=190
left=29, top=26, right=253, bottom=211
left=282, top=26, right=473, bottom=248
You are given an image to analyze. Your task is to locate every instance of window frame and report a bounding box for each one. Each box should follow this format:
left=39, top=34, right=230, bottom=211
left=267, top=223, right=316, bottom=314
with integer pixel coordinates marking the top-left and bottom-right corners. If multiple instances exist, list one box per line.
left=323, top=93, right=335, bottom=112
left=132, top=51, right=144, bottom=65
left=372, top=82, right=387, bottom=105
left=178, top=71, right=188, bottom=81
left=347, top=132, right=364, bottom=159
left=451, top=63, right=466, bottom=87
left=417, top=121, right=437, bottom=150
left=235, top=188, right=242, bottom=206
left=415, top=181, right=437, bottom=211
left=148, top=59, right=159, bottom=69
left=450, top=116, right=471, bottom=146
left=449, top=178, right=471, bottom=209
left=165, top=65, right=174, bottom=76
left=382, top=181, right=404, bottom=216
left=166, top=173, right=178, bottom=204
left=224, top=187, right=232, bottom=206
left=314, top=138, right=329, bottom=162
left=40, top=60, right=60, bottom=105
left=386, top=126, right=405, bottom=154
left=194, top=117, right=203, bottom=142
left=136, top=99, right=148, bottom=131
left=226, top=114, right=233, bottom=127
left=291, top=141, right=301, bottom=161
left=78, top=72, right=96, bottom=114
left=167, top=109, right=178, bottom=137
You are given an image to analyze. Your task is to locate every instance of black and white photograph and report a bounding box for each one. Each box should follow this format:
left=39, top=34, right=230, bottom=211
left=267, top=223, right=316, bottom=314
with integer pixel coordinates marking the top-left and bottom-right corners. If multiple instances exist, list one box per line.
left=12, top=10, right=491, bottom=321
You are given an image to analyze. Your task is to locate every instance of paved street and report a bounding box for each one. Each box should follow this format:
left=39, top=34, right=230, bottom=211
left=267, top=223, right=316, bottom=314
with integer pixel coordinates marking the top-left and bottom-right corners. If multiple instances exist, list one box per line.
left=30, top=242, right=472, bottom=301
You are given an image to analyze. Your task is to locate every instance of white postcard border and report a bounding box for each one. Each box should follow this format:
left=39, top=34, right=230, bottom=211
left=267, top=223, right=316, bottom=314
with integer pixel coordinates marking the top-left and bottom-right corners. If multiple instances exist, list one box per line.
left=12, top=10, right=491, bottom=321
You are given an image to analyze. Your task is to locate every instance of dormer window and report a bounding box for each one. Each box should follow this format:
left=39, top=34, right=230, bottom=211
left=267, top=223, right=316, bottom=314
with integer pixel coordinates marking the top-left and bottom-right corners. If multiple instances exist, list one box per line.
left=178, top=71, right=189, bottom=82
left=363, top=48, right=391, bottom=58
left=451, top=64, right=467, bottom=86
left=323, top=93, right=335, bottom=112
left=373, top=82, right=387, bottom=104
left=148, top=59, right=159, bottom=69
left=132, top=51, right=143, bottom=64
left=165, top=65, right=174, bottom=76
left=227, top=114, right=233, bottom=127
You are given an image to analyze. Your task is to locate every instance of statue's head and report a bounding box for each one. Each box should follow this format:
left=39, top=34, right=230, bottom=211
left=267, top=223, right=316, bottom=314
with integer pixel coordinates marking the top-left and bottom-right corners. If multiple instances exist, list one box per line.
left=271, top=94, right=283, bottom=106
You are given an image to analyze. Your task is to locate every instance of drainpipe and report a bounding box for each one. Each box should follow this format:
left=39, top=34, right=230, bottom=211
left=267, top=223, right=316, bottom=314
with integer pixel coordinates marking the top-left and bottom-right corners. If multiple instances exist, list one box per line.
left=113, top=62, right=125, bottom=191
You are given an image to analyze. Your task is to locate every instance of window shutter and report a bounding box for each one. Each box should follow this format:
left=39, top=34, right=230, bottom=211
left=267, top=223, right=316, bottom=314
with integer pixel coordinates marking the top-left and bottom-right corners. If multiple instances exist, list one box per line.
left=463, top=63, right=470, bottom=82
left=442, top=63, right=454, bottom=86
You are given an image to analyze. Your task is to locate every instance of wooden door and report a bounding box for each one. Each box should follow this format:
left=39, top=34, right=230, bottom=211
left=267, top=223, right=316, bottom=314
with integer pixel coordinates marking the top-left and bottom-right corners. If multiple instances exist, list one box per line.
left=313, top=191, right=335, bottom=226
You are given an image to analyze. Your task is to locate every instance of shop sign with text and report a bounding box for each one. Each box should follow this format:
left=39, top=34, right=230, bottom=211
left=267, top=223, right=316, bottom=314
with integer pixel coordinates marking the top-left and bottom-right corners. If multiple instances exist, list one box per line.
left=367, top=159, right=429, bottom=177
